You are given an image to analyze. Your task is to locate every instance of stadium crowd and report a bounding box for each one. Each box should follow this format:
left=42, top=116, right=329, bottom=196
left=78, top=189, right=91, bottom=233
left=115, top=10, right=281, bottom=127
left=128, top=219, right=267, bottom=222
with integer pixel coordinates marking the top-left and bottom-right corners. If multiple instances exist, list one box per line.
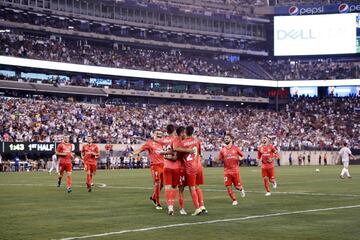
left=0, top=33, right=252, bottom=78
left=1, top=33, right=359, bottom=80
left=260, top=60, right=359, bottom=81
left=0, top=96, right=359, bottom=151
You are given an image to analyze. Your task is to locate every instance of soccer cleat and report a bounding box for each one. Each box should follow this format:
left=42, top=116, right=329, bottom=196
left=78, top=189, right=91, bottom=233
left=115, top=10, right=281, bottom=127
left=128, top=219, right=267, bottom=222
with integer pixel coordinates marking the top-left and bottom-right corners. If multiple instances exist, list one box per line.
left=168, top=206, right=174, bottom=216
left=150, top=196, right=157, bottom=206
left=240, top=189, right=246, bottom=198
left=179, top=208, right=187, bottom=215
left=67, top=187, right=72, bottom=193
left=265, top=192, right=271, bottom=197
left=348, top=176, right=352, bottom=179
left=340, top=175, right=345, bottom=179
left=156, top=204, right=163, bottom=210
left=272, top=181, right=277, bottom=189
left=200, top=206, right=208, bottom=214
left=232, top=201, right=238, bottom=206
left=191, top=208, right=202, bottom=216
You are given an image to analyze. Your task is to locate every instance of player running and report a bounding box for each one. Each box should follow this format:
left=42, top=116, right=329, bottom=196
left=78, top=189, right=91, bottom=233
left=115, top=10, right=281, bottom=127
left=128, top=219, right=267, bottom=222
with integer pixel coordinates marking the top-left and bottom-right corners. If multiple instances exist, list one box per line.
left=174, top=126, right=207, bottom=216
left=48, top=153, right=59, bottom=175
left=257, top=136, right=278, bottom=196
left=81, top=136, right=100, bottom=192
left=218, top=134, right=245, bottom=206
left=132, top=130, right=165, bottom=210
left=56, top=135, right=74, bottom=193
left=159, top=124, right=180, bottom=215
left=338, top=142, right=356, bottom=179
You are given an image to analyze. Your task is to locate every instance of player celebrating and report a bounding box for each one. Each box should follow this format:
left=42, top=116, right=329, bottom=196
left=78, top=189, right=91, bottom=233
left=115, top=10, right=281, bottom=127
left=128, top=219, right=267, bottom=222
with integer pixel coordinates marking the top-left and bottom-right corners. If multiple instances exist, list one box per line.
left=163, top=126, right=188, bottom=215
left=56, top=135, right=74, bottom=193
left=81, top=136, right=100, bottom=192
left=218, top=134, right=245, bottom=206
left=159, top=124, right=180, bottom=215
left=48, top=153, right=59, bottom=175
left=132, top=130, right=165, bottom=210
left=338, top=142, right=356, bottom=179
left=175, top=126, right=206, bottom=216
left=257, top=136, right=278, bottom=196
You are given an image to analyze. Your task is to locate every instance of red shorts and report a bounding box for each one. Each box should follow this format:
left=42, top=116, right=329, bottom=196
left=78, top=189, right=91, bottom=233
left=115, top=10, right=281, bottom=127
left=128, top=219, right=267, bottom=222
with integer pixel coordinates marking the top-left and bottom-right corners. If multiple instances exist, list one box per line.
left=85, top=163, right=97, bottom=174
left=163, top=168, right=180, bottom=187
left=179, top=168, right=187, bottom=187
left=262, top=167, right=275, bottom=180
left=59, top=162, right=72, bottom=173
left=151, top=165, right=164, bottom=184
left=186, top=168, right=204, bottom=187
left=224, top=172, right=242, bottom=188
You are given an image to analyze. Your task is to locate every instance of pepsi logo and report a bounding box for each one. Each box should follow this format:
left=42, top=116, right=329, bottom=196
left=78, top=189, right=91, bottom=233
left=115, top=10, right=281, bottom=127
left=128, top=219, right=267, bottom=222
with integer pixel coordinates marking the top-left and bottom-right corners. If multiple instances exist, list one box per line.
left=288, top=6, right=299, bottom=15
left=338, top=3, right=349, bottom=13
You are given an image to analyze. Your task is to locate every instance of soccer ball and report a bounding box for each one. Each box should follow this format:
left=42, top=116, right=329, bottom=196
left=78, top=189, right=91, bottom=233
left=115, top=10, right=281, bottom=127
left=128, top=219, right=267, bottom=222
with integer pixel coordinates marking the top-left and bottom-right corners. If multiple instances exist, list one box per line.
left=315, top=169, right=320, bottom=173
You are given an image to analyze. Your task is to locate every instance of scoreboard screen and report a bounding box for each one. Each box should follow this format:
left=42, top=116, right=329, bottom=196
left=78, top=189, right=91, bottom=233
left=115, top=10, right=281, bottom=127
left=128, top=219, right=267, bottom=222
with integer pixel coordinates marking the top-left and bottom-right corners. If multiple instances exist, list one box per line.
left=274, top=13, right=360, bottom=56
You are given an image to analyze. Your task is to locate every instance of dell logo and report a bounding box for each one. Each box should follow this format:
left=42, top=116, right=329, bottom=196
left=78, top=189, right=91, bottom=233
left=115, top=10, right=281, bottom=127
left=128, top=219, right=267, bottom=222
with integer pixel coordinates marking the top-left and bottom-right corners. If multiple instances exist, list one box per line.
left=277, top=29, right=316, bottom=40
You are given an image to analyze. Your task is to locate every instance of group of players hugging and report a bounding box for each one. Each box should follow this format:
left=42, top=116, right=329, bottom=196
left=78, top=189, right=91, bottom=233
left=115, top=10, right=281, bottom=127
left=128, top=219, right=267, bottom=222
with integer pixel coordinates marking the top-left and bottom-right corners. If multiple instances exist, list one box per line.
left=54, top=124, right=278, bottom=216
left=132, top=124, right=278, bottom=216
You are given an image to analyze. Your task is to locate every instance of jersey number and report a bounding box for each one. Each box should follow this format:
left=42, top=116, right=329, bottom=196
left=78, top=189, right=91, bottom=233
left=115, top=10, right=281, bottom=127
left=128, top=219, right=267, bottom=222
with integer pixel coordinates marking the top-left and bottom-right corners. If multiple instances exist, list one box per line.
left=186, top=147, right=198, bottom=161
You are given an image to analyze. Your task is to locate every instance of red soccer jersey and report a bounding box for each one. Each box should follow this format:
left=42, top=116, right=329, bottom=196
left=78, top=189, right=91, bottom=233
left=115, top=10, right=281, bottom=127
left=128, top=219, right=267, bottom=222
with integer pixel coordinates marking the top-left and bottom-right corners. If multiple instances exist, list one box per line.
left=82, top=143, right=99, bottom=165
left=219, top=145, right=243, bottom=174
left=56, top=143, right=73, bottom=164
left=257, top=144, right=277, bottom=169
left=141, top=140, right=165, bottom=166
left=178, top=137, right=201, bottom=175
left=160, top=135, right=180, bottom=170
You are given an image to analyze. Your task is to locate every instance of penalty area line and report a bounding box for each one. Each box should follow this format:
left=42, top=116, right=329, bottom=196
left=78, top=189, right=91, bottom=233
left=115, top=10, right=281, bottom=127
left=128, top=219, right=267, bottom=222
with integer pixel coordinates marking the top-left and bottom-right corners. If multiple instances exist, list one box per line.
left=56, top=204, right=360, bottom=240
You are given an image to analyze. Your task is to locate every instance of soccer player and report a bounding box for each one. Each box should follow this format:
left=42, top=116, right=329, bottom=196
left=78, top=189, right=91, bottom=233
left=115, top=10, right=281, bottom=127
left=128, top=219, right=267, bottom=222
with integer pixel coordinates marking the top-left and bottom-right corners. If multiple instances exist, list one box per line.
left=81, top=136, right=100, bottom=192
left=163, top=126, right=188, bottom=215
left=159, top=124, right=180, bottom=215
left=218, top=134, right=245, bottom=206
left=48, top=153, right=59, bottom=175
left=56, top=135, right=74, bottom=193
left=132, top=130, right=165, bottom=210
left=338, top=142, right=356, bottom=179
left=257, top=136, right=277, bottom=196
left=174, top=126, right=206, bottom=216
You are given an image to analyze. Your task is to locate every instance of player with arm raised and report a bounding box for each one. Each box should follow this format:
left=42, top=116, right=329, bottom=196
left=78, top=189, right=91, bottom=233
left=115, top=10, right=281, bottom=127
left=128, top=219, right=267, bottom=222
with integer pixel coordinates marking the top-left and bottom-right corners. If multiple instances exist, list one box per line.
left=257, top=136, right=278, bottom=196
left=56, top=135, right=74, bottom=193
left=338, top=142, right=356, bottom=179
left=132, top=130, right=165, bottom=210
left=174, top=126, right=206, bottom=216
left=81, top=136, right=100, bottom=192
left=218, top=134, right=245, bottom=206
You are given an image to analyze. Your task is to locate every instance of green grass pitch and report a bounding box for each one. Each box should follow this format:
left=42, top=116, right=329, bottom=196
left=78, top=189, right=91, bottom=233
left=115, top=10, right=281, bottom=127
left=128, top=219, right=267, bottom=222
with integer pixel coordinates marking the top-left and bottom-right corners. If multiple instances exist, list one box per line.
left=0, top=166, right=360, bottom=240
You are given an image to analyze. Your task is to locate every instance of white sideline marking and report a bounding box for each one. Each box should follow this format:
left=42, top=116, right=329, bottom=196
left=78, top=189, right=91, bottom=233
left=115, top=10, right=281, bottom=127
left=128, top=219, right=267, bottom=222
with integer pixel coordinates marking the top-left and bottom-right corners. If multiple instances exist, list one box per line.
left=0, top=183, right=359, bottom=197
left=57, top=204, right=360, bottom=240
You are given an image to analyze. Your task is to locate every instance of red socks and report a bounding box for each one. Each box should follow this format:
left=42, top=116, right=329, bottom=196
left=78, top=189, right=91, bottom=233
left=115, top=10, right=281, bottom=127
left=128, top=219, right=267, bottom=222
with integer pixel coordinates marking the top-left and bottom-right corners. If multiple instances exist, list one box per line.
left=165, top=188, right=177, bottom=207
left=86, top=174, right=91, bottom=187
left=196, top=188, right=204, bottom=207
left=67, top=175, right=72, bottom=188
left=154, top=183, right=161, bottom=205
left=190, top=189, right=200, bottom=209
left=263, top=178, right=270, bottom=192
left=178, top=189, right=184, bottom=209
left=165, top=189, right=171, bottom=206
left=227, top=188, right=236, bottom=201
